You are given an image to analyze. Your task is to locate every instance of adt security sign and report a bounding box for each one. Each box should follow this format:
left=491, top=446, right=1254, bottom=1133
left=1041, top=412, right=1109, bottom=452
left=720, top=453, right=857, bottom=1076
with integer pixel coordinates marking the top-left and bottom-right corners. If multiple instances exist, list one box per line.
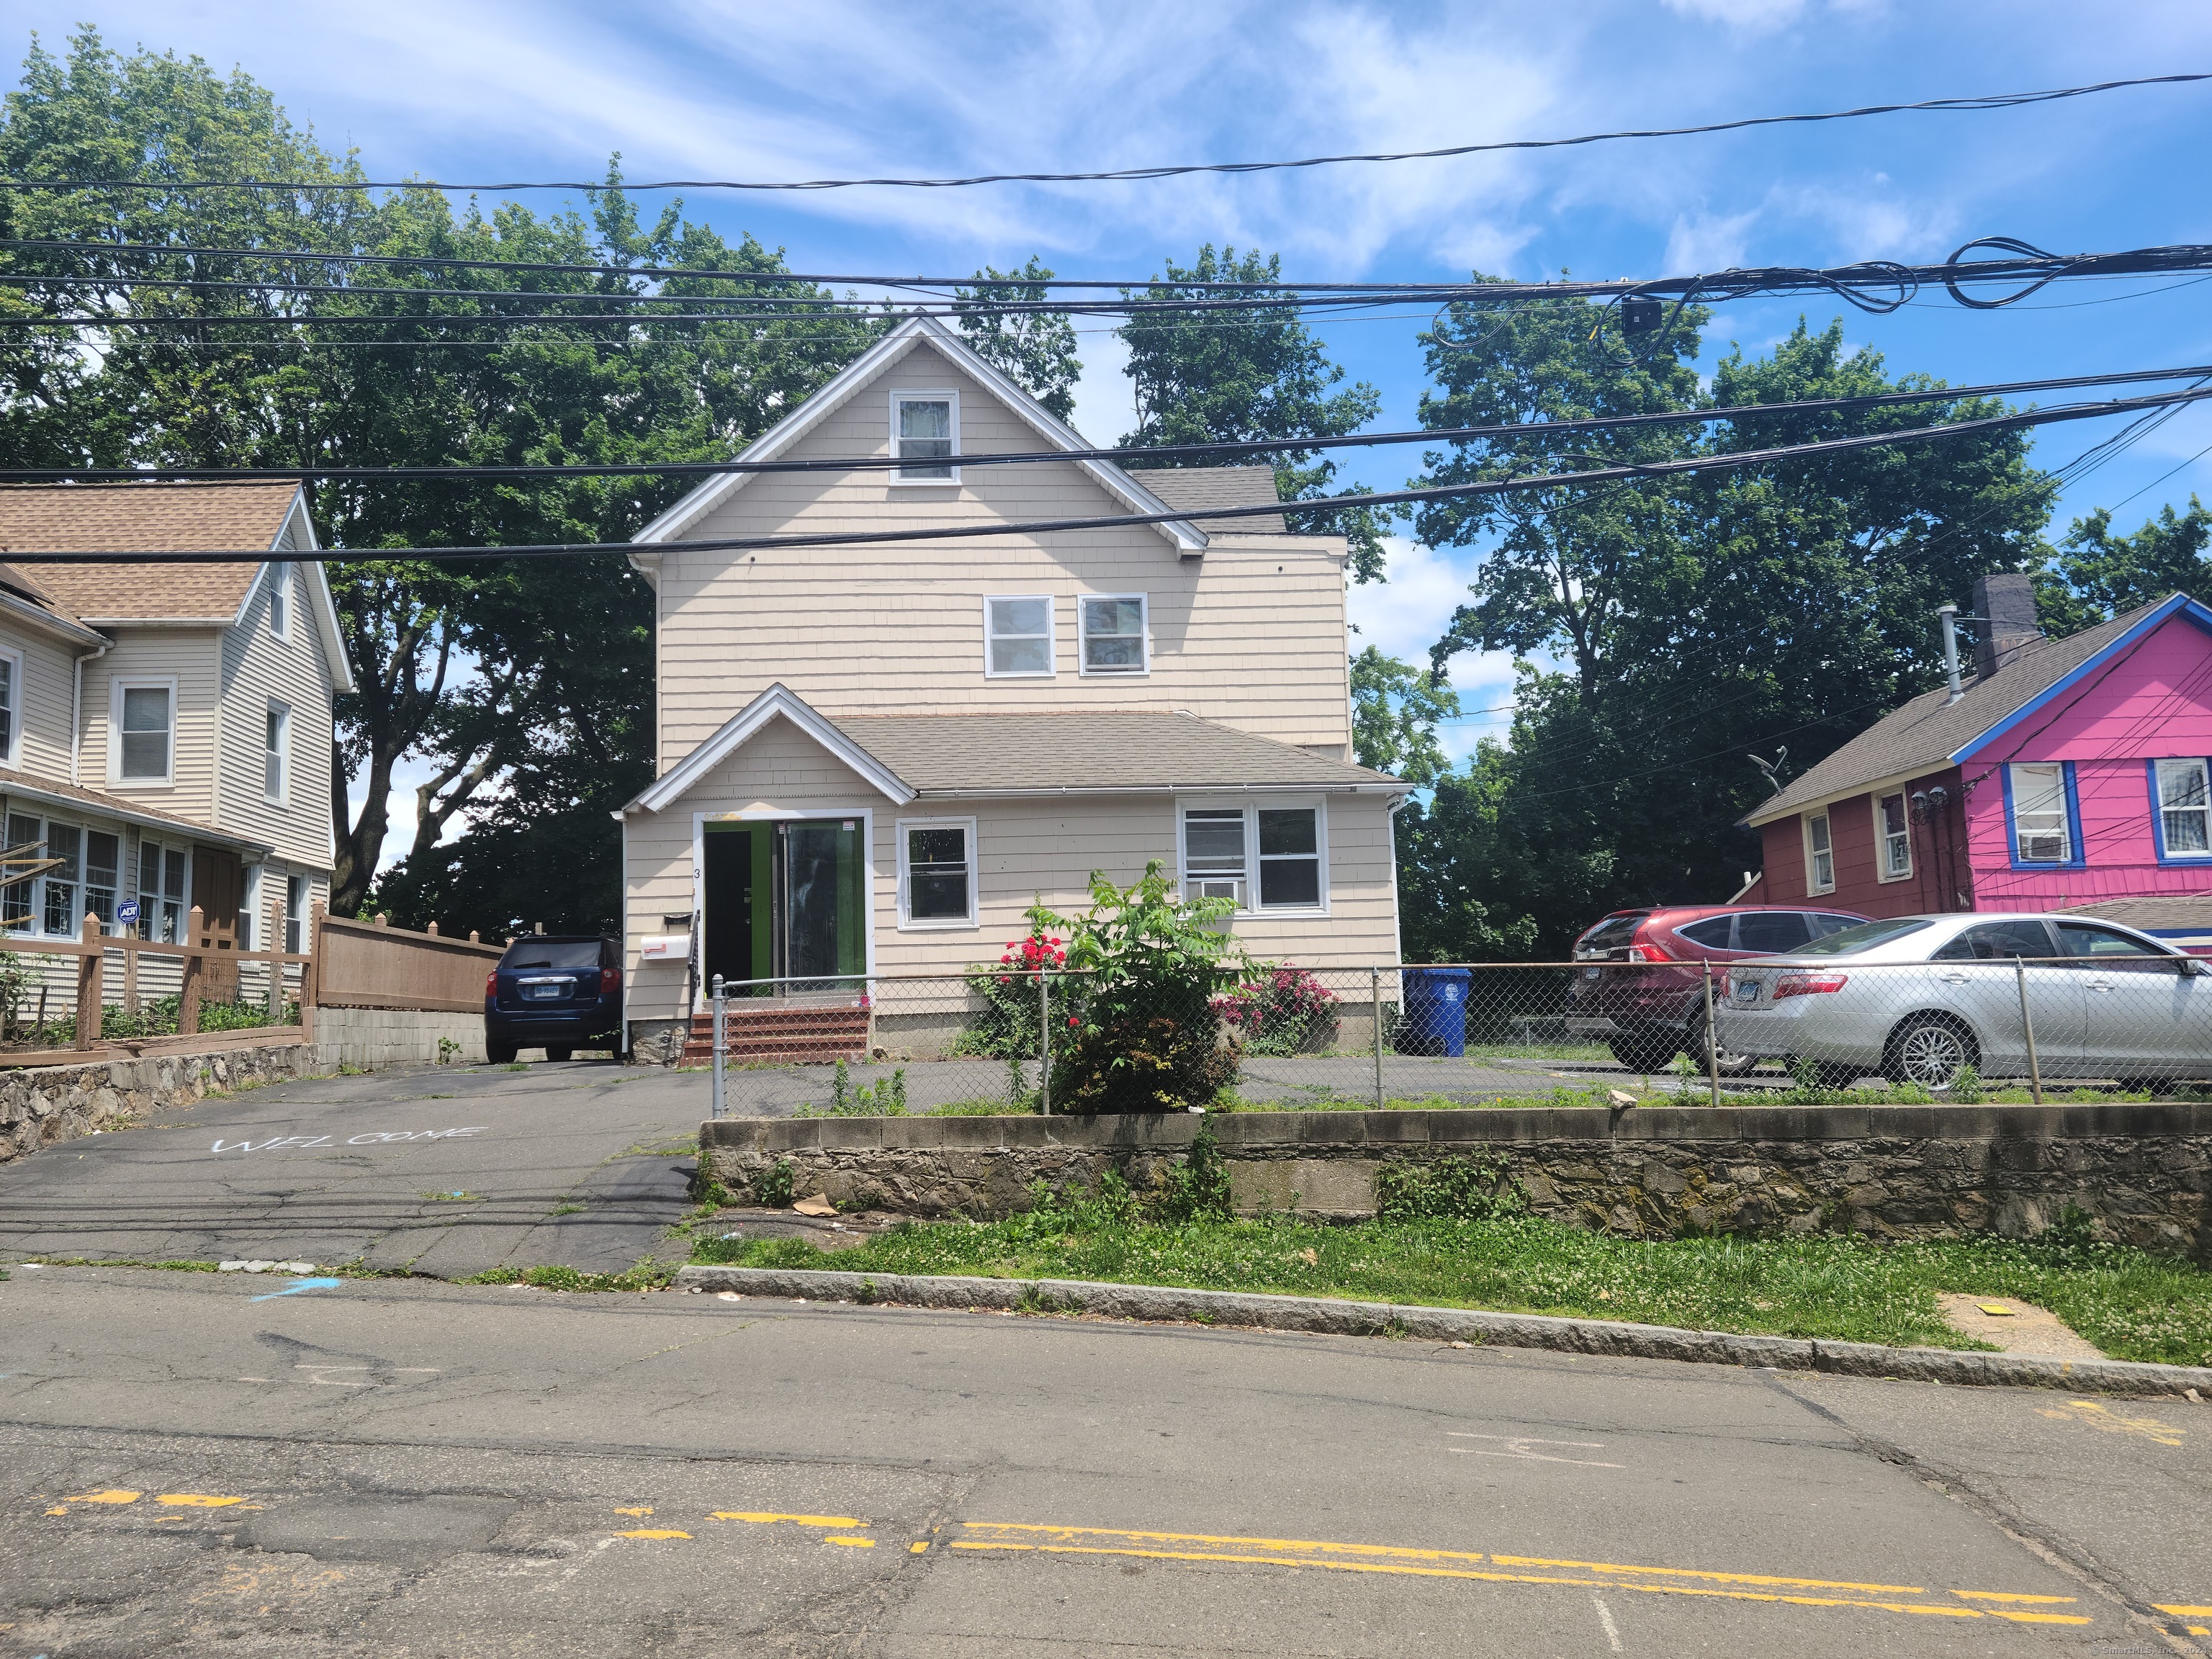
left=117, top=900, right=140, bottom=925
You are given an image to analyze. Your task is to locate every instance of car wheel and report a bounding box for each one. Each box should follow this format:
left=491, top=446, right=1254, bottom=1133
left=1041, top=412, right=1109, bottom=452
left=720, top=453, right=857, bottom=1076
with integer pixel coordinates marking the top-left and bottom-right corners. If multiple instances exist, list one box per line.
left=545, top=1046, right=573, bottom=1063
left=486, top=1040, right=518, bottom=1065
left=1882, top=1015, right=1977, bottom=1090
left=1607, top=1031, right=1680, bottom=1072
left=1687, top=1011, right=1757, bottom=1077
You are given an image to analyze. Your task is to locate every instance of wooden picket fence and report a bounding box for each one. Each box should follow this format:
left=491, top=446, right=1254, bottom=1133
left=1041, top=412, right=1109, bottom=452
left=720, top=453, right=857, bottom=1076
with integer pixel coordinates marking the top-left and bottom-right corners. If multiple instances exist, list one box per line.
left=0, top=903, right=503, bottom=1067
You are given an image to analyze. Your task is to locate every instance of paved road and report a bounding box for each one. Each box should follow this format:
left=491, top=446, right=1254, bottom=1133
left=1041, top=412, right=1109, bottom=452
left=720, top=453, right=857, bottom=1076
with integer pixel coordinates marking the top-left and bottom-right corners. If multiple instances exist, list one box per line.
left=0, top=1264, right=2205, bottom=1656
left=0, top=1059, right=706, bottom=1277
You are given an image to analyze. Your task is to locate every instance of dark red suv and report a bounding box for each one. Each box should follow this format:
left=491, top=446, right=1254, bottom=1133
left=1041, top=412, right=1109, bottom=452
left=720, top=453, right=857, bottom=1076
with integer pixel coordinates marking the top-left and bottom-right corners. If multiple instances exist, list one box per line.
left=1564, top=904, right=1869, bottom=1073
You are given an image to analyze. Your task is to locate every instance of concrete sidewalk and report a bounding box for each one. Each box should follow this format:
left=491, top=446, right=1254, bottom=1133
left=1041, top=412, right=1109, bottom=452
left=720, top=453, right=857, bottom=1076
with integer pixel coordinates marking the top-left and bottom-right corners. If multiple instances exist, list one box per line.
left=0, top=1058, right=714, bottom=1277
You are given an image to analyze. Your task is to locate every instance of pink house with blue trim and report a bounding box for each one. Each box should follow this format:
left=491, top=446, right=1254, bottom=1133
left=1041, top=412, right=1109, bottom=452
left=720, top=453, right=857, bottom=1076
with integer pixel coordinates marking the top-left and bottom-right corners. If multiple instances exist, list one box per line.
left=1741, top=575, right=2212, bottom=941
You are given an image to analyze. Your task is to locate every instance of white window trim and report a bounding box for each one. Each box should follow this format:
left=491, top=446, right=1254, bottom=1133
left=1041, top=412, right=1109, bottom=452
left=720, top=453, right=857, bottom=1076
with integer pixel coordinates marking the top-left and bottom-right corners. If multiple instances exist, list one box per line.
left=267, top=562, right=292, bottom=642
left=981, top=595, right=1056, bottom=680
left=1079, top=592, right=1151, bottom=677
left=109, top=675, right=177, bottom=787
left=1874, top=791, right=1912, bottom=883
left=2157, top=757, right=2212, bottom=858
left=889, top=387, right=961, bottom=485
left=1176, top=795, right=1330, bottom=917
left=2010, top=761, right=2073, bottom=863
left=894, top=815, right=981, bottom=930
left=264, top=698, right=291, bottom=804
left=1803, top=811, right=1835, bottom=896
left=0, top=642, right=23, bottom=770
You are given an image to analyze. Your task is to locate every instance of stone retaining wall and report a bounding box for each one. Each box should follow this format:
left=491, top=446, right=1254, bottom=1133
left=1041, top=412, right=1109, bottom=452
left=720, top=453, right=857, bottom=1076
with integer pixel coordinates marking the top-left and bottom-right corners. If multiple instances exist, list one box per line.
left=698, top=1104, right=2212, bottom=1257
left=0, top=1043, right=325, bottom=1166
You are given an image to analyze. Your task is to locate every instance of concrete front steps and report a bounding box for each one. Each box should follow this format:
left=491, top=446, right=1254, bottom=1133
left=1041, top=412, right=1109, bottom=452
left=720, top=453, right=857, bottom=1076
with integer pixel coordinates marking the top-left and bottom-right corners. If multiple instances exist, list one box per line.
left=680, top=1003, right=870, bottom=1066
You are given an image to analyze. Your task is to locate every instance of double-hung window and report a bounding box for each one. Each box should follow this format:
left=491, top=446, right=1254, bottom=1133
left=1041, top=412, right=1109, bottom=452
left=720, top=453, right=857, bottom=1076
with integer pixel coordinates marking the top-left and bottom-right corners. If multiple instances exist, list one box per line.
left=984, top=596, right=1053, bottom=677
left=1876, top=792, right=1911, bottom=879
left=2010, top=762, right=2073, bottom=863
left=1080, top=595, right=1147, bottom=674
left=115, top=681, right=173, bottom=783
left=1180, top=803, right=1326, bottom=912
left=41, top=822, right=78, bottom=936
left=268, top=564, right=290, bottom=639
left=2156, top=757, right=2211, bottom=856
left=1805, top=811, right=1834, bottom=894
left=285, top=873, right=306, bottom=952
left=0, top=649, right=17, bottom=764
left=898, top=819, right=976, bottom=927
left=265, top=700, right=290, bottom=801
left=891, top=391, right=958, bottom=482
left=139, top=840, right=186, bottom=943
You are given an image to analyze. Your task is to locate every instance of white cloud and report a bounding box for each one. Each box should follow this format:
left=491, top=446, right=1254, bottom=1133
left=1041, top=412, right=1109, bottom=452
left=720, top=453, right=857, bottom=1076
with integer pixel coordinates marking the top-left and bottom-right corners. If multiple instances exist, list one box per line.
left=1069, top=325, right=1135, bottom=447
left=1659, top=0, right=1808, bottom=28
left=1662, top=207, right=1759, bottom=274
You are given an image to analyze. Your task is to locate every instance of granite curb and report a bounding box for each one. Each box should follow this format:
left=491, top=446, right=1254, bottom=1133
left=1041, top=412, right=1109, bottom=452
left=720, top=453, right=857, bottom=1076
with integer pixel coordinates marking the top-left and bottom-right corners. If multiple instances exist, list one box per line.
left=673, top=1264, right=2212, bottom=1396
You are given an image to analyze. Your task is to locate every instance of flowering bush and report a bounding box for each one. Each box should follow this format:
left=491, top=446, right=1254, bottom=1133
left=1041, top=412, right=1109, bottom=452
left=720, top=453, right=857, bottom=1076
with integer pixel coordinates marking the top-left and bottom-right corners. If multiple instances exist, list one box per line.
left=1213, top=963, right=1339, bottom=1057
left=950, top=927, right=1069, bottom=1107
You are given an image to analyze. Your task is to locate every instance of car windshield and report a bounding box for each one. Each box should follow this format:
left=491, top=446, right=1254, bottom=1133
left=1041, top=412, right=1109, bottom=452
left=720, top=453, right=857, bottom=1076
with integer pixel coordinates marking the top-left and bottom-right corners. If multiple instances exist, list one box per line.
left=1789, top=917, right=1936, bottom=956
left=500, top=940, right=600, bottom=971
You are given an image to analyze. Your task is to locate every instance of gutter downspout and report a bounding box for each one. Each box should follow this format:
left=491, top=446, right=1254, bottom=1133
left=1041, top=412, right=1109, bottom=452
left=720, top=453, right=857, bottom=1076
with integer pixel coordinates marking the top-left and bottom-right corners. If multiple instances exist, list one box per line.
left=1938, top=604, right=1964, bottom=703
left=71, top=639, right=109, bottom=786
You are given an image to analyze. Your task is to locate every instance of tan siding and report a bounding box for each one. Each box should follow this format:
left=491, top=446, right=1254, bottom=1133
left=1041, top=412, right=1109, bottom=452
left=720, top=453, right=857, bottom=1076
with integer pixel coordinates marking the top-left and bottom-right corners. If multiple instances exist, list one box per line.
left=624, top=718, right=1401, bottom=1020
left=651, top=342, right=1353, bottom=772
left=216, top=566, right=338, bottom=870
left=80, top=629, right=220, bottom=822
left=0, top=622, right=89, bottom=784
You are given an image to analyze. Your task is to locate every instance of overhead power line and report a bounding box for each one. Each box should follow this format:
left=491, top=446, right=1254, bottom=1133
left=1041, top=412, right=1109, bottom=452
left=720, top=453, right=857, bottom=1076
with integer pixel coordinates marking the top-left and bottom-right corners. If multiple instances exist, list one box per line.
left=5, top=385, right=2208, bottom=563
left=3, top=361, right=2208, bottom=485
left=6, top=240, right=2208, bottom=325
left=0, top=73, right=2200, bottom=194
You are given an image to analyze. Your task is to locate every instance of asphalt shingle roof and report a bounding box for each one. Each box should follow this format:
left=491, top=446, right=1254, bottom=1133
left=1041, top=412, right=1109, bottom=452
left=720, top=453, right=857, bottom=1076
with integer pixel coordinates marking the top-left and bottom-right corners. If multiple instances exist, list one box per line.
left=0, top=482, right=298, bottom=621
left=1125, top=465, right=1289, bottom=534
left=1748, top=601, right=2162, bottom=823
left=828, top=709, right=1397, bottom=793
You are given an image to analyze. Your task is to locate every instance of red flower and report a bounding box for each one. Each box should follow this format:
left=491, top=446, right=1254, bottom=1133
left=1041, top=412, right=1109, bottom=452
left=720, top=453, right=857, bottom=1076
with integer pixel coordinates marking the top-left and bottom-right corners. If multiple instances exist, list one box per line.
left=1067, top=1016, right=1081, bottom=1028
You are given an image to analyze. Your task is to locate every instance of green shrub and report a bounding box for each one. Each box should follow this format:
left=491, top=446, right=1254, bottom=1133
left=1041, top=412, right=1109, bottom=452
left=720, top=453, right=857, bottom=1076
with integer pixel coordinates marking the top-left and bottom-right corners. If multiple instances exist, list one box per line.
left=1949, top=1064, right=1984, bottom=1104
left=1374, top=1153, right=1524, bottom=1223
left=1213, top=963, right=1340, bottom=1056
left=796, top=1060, right=909, bottom=1117
left=755, top=1158, right=796, bottom=1206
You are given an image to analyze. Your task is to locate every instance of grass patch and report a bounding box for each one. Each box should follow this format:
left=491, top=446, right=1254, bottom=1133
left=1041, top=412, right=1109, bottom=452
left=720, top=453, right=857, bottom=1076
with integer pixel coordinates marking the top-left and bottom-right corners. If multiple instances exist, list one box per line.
left=461, top=1259, right=675, bottom=1292
left=689, top=1186, right=2212, bottom=1367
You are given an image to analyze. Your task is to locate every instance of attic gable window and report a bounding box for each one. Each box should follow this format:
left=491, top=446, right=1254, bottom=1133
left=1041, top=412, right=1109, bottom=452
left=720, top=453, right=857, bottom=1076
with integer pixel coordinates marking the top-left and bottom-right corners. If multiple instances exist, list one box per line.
left=269, top=564, right=290, bottom=640
left=1080, top=595, right=1148, bottom=675
left=984, top=595, right=1053, bottom=677
left=891, top=390, right=958, bottom=482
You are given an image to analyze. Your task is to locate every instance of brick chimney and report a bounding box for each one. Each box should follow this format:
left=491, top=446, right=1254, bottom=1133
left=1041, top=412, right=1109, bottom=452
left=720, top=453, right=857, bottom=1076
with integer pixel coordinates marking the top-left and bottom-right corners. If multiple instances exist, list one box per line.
left=1971, top=572, right=2042, bottom=680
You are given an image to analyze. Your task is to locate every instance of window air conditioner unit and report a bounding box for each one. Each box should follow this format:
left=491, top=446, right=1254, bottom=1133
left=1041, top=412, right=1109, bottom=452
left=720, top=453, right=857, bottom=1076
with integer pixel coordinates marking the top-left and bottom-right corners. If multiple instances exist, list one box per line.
left=1190, top=878, right=1244, bottom=905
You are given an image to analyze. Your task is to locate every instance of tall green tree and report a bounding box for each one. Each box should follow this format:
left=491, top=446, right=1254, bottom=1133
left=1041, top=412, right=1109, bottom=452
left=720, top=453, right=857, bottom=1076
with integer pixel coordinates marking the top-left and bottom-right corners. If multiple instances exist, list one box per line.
left=2035, top=497, right=2212, bottom=634
left=1117, top=245, right=1390, bottom=580
left=954, top=257, right=1080, bottom=421
left=1349, top=646, right=1458, bottom=786
left=1401, top=300, right=2054, bottom=957
left=0, top=28, right=884, bottom=931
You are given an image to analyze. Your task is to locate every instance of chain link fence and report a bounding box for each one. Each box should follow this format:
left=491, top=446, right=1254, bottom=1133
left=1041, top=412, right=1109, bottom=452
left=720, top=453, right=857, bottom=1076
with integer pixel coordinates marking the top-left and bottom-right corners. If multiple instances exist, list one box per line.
left=697, top=953, right=2212, bottom=1118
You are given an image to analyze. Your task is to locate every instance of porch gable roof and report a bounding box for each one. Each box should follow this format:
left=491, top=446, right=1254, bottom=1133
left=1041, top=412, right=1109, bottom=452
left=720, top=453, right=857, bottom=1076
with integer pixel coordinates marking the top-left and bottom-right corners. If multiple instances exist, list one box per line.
left=624, top=683, right=917, bottom=815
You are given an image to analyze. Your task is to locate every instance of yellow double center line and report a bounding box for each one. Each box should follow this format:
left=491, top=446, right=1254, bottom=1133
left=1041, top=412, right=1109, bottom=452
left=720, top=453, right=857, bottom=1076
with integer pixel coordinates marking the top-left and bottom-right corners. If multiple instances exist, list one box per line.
left=948, top=1523, right=2090, bottom=1626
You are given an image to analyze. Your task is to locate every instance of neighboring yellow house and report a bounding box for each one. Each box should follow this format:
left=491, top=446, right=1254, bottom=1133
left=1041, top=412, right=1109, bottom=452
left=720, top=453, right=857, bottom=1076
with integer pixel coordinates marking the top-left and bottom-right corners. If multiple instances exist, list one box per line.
left=0, top=483, right=351, bottom=977
left=617, top=315, right=1406, bottom=1056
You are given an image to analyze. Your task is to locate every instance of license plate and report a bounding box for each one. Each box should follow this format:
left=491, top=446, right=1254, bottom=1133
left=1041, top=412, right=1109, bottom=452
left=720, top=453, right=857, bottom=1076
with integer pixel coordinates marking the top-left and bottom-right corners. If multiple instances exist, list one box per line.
left=1583, top=966, right=1601, bottom=979
left=1732, top=981, right=1760, bottom=1006
left=522, top=981, right=569, bottom=1000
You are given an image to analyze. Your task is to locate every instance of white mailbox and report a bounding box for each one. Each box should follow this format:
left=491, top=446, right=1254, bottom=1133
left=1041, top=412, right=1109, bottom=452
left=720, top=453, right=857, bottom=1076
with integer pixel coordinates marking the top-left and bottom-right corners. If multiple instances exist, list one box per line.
left=638, top=934, right=691, bottom=962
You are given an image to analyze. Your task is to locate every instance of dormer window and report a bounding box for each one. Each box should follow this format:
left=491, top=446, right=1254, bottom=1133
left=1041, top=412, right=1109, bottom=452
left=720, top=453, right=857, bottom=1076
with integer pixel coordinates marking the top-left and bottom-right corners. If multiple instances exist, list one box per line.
left=891, top=390, right=958, bottom=482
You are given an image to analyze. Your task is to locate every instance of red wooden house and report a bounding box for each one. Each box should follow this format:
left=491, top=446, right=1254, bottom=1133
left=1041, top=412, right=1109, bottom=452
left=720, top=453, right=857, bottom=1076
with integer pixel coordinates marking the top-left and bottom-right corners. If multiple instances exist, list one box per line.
left=1740, top=573, right=2212, bottom=943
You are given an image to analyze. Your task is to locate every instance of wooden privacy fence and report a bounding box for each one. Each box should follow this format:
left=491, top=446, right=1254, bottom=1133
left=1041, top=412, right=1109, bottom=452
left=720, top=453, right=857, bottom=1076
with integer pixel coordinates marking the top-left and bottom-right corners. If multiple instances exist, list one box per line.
left=0, top=904, right=504, bottom=1066
left=311, top=912, right=503, bottom=1012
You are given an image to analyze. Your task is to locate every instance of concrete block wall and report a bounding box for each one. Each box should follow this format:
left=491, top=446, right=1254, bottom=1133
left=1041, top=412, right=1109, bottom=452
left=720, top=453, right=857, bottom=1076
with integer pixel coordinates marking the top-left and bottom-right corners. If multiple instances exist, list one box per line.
left=313, top=1007, right=492, bottom=1070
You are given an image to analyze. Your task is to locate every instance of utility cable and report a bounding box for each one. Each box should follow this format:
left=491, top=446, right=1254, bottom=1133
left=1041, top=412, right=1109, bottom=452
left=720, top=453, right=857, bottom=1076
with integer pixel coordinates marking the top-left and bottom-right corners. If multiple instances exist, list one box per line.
left=4, top=385, right=2207, bottom=562
left=0, top=72, right=2199, bottom=193
left=4, top=364, right=2207, bottom=485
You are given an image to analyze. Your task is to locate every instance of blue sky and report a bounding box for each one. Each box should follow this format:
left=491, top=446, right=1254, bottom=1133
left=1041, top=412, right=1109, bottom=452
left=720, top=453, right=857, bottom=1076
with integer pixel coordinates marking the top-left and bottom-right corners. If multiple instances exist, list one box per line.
left=12, top=0, right=2212, bottom=850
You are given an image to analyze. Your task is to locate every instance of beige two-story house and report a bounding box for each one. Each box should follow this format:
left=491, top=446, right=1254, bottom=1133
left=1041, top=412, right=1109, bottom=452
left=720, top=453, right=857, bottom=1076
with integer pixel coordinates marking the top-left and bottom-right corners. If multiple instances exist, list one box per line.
left=0, top=484, right=351, bottom=988
left=618, top=314, right=1406, bottom=1051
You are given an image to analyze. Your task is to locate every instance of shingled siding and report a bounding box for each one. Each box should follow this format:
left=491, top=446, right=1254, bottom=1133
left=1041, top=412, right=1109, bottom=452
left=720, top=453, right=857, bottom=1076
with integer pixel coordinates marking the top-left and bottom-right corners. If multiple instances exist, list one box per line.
left=80, top=628, right=222, bottom=824
left=700, top=1104, right=2212, bottom=1257
left=217, top=563, right=338, bottom=873
left=649, top=341, right=1353, bottom=755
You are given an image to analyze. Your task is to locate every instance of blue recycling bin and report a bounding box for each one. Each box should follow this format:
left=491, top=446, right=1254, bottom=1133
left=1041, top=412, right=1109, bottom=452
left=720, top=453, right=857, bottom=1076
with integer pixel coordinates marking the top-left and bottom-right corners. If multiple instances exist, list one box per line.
left=1400, top=967, right=1472, bottom=1057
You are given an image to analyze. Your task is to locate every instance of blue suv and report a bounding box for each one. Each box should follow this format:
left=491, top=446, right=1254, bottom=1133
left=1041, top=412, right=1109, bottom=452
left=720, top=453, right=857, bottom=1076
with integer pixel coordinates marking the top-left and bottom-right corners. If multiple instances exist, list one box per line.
left=484, top=934, right=622, bottom=1064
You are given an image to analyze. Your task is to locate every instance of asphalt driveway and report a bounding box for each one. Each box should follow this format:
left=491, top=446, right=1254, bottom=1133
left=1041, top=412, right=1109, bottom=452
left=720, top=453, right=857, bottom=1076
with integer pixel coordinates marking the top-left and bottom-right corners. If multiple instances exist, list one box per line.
left=0, top=1059, right=712, bottom=1279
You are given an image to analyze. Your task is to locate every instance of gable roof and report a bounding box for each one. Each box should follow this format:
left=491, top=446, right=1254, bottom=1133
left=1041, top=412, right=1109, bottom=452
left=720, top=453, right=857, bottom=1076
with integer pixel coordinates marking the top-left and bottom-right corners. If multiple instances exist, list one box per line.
left=623, top=685, right=1401, bottom=816
left=0, top=482, right=355, bottom=691
left=629, top=313, right=1206, bottom=556
left=1746, top=593, right=2203, bottom=825
left=1133, top=467, right=1289, bottom=534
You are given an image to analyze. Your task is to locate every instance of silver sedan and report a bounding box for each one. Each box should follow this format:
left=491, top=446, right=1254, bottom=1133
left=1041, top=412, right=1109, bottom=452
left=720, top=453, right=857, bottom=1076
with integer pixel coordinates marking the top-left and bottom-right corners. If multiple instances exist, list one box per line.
left=1713, top=912, right=2212, bottom=1091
